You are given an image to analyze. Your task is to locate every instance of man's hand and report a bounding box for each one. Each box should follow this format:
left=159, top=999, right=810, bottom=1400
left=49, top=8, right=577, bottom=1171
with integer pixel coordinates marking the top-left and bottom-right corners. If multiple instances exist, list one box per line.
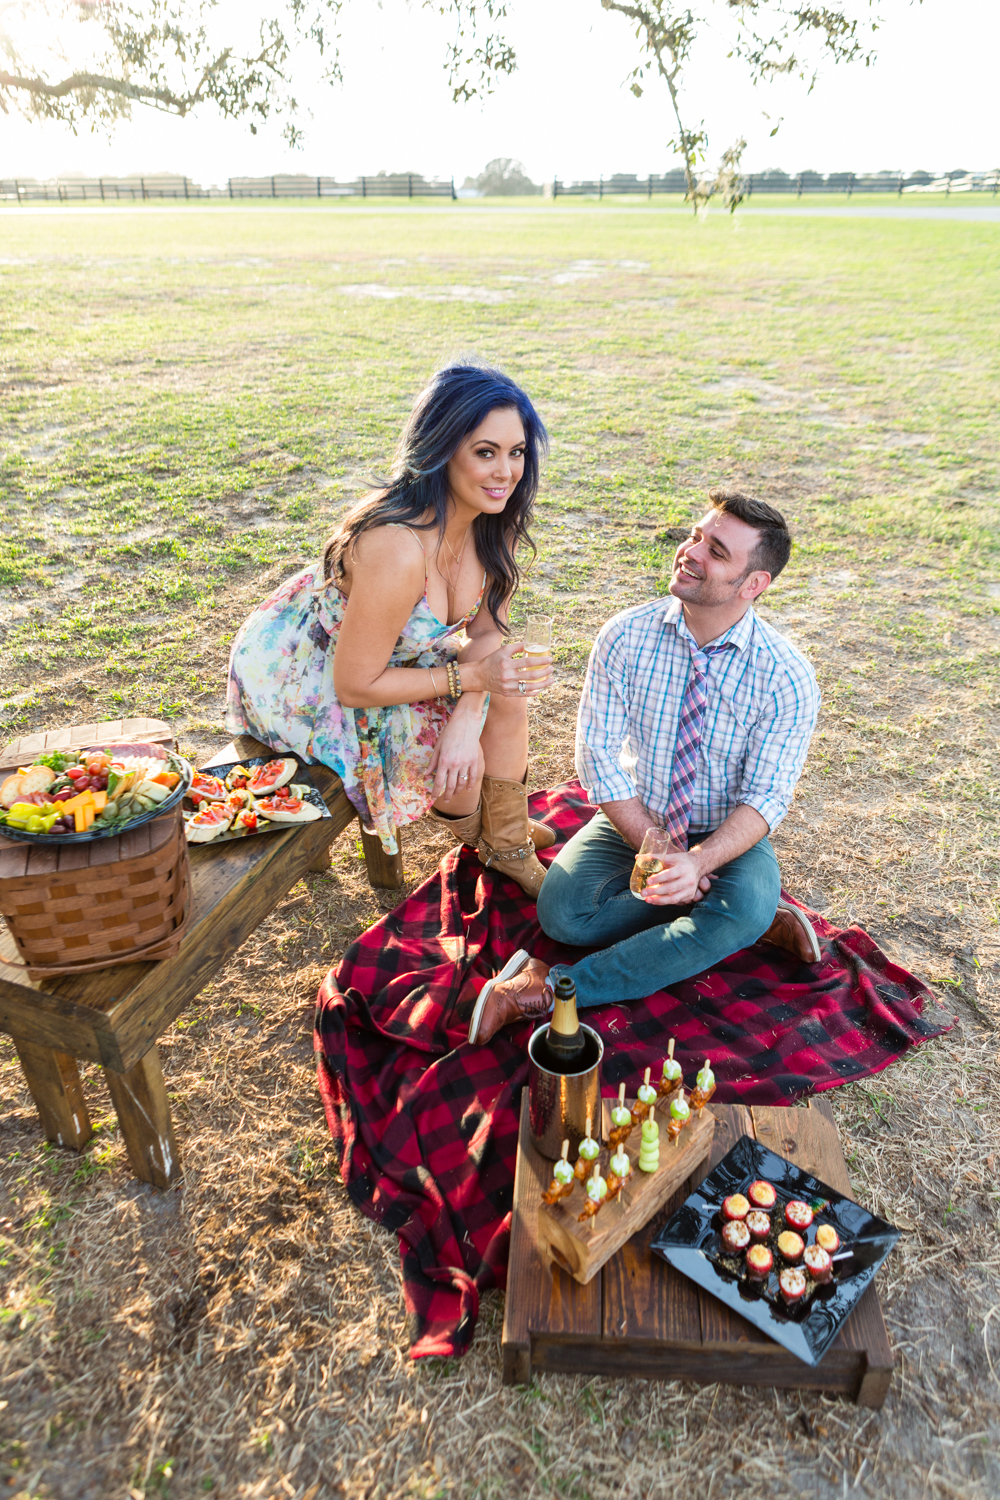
left=644, top=853, right=713, bottom=906
left=643, top=805, right=770, bottom=905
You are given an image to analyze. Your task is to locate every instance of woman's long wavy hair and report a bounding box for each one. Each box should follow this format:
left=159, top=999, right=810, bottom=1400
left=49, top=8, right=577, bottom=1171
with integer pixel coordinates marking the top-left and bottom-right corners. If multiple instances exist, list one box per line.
left=323, top=362, right=548, bottom=632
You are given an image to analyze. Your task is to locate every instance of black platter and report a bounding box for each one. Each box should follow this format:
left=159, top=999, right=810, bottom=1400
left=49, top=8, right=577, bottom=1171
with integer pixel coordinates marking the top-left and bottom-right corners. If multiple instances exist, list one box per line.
left=186, top=755, right=332, bottom=843
left=650, top=1133, right=900, bottom=1367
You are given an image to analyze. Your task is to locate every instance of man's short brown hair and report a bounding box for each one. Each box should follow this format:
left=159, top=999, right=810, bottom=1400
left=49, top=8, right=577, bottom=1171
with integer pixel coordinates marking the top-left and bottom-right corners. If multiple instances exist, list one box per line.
left=709, top=488, right=792, bottom=581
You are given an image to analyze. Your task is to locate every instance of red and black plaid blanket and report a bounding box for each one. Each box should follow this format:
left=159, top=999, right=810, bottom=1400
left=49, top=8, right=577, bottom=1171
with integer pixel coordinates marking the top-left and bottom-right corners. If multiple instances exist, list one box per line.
left=315, top=782, right=949, bottom=1359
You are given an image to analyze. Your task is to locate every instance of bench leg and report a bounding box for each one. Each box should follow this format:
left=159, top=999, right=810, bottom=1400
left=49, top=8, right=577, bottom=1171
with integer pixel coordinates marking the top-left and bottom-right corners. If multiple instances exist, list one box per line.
left=14, top=1042, right=93, bottom=1151
left=359, top=819, right=404, bottom=890
left=308, top=842, right=334, bottom=873
left=104, top=1046, right=180, bottom=1188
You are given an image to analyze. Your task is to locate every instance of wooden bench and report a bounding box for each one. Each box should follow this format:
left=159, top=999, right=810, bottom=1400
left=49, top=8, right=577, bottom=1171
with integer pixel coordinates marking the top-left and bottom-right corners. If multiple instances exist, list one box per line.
left=0, top=719, right=401, bottom=1185
left=503, top=1095, right=894, bottom=1407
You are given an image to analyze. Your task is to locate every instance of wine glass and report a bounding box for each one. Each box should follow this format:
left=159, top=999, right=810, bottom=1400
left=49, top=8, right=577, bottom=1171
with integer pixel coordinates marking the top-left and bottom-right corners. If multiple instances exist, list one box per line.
left=630, top=826, right=682, bottom=900
left=523, top=614, right=553, bottom=693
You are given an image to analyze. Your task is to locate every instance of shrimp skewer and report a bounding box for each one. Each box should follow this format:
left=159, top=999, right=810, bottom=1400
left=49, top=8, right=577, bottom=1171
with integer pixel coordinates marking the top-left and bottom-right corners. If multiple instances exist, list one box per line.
left=631, top=1066, right=657, bottom=1125
left=542, top=1139, right=576, bottom=1205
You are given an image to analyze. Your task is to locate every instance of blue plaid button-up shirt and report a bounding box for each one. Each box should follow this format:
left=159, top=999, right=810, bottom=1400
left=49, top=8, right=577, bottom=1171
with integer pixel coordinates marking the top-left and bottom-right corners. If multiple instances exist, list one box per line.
left=575, top=598, right=820, bottom=833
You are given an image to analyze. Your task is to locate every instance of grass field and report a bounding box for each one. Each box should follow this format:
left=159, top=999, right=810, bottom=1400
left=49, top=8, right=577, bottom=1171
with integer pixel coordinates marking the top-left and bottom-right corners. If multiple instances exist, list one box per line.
left=1, top=202, right=999, bottom=1500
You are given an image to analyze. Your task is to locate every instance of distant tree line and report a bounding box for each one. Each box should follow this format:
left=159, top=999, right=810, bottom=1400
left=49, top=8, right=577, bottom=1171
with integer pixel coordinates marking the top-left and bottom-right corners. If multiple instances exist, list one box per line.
left=2, top=1, right=912, bottom=209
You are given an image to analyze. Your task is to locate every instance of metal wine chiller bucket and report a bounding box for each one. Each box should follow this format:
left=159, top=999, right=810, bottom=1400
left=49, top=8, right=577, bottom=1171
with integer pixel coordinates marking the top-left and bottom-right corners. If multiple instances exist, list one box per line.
left=527, top=1023, right=603, bottom=1161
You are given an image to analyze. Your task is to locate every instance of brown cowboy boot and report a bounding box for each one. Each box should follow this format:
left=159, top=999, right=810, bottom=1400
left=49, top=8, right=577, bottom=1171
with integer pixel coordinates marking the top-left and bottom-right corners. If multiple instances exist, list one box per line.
left=428, top=801, right=554, bottom=851
left=478, top=776, right=549, bottom=898
left=760, top=900, right=822, bottom=964
left=468, top=951, right=552, bottom=1045
left=427, top=805, right=483, bottom=845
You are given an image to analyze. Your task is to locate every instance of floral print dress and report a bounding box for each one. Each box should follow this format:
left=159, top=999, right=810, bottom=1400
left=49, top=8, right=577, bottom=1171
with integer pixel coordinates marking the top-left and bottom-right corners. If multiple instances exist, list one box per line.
left=225, top=538, right=486, bottom=855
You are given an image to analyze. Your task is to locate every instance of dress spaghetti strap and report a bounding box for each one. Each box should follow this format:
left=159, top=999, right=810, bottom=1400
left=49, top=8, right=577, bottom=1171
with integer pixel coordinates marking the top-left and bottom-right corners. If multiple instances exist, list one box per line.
left=387, top=523, right=429, bottom=578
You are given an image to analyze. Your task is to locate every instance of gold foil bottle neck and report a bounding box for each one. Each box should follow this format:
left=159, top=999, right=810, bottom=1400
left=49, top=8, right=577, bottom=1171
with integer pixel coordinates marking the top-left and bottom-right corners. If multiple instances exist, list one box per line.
left=549, top=977, right=579, bottom=1038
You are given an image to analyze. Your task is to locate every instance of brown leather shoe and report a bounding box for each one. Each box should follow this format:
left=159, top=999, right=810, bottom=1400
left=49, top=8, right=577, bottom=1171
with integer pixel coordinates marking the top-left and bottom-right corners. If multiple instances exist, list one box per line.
left=468, top=951, right=552, bottom=1045
left=529, top=818, right=556, bottom=851
left=761, top=900, right=822, bottom=964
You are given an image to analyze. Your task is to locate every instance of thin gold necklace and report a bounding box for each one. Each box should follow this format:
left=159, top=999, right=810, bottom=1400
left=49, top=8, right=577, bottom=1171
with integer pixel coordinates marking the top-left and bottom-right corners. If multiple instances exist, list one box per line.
left=440, top=527, right=471, bottom=615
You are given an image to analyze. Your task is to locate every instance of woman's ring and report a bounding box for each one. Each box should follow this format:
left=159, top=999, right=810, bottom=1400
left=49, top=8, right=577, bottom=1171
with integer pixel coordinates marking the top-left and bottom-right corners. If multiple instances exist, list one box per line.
left=518, top=681, right=526, bottom=695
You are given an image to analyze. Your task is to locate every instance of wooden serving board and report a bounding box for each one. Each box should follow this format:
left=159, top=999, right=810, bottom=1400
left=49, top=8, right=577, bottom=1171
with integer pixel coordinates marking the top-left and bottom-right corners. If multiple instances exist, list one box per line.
left=537, top=1101, right=714, bottom=1284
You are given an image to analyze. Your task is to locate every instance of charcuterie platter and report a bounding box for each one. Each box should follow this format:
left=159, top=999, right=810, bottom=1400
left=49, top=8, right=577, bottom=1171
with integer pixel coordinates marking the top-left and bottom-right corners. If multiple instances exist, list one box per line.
left=0, top=739, right=192, bottom=844
left=183, top=754, right=332, bottom=845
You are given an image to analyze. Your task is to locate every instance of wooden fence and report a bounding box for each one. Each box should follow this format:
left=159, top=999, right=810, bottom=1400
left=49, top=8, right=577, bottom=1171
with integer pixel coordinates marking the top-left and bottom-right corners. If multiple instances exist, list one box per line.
left=552, top=170, right=1000, bottom=198
left=2, top=169, right=996, bottom=205
left=0, top=173, right=456, bottom=203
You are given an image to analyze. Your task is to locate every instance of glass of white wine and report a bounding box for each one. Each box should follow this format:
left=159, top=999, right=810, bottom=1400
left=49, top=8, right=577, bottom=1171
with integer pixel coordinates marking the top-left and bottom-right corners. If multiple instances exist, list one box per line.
left=630, top=827, right=682, bottom=900
left=523, top=614, right=553, bottom=691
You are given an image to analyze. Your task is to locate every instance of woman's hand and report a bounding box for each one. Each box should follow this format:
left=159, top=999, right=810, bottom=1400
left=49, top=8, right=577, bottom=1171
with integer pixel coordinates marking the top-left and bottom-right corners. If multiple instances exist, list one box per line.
left=428, top=710, right=483, bottom=800
left=471, top=640, right=554, bottom=698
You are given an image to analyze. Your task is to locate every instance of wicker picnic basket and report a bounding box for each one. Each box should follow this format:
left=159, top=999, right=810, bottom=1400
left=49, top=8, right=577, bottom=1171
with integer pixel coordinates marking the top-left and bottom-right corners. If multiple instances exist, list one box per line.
left=0, top=807, right=191, bottom=978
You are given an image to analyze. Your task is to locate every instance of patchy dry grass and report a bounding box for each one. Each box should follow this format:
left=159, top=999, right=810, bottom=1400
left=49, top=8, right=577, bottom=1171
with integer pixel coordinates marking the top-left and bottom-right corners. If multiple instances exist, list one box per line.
left=1, top=202, right=999, bottom=1498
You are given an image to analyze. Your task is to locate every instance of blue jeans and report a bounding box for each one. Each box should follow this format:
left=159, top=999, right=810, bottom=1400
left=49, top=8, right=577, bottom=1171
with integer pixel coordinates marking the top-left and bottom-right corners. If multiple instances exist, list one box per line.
left=536, top=813, right=780, bottom=1006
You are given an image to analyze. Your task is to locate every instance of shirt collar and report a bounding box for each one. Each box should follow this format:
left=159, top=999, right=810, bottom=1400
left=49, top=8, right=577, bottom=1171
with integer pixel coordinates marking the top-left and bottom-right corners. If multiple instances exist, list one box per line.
left=661, top=597, right=756, bottom=655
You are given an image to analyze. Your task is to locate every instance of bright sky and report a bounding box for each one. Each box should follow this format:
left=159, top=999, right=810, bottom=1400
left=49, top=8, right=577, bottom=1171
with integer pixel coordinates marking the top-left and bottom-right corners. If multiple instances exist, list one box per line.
left=3, top=0, right=994, bottom=186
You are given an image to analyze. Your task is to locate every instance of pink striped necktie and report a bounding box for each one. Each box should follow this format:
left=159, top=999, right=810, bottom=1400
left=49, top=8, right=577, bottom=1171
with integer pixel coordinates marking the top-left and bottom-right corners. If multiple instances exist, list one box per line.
left=664, top=641, right=734, bottom=849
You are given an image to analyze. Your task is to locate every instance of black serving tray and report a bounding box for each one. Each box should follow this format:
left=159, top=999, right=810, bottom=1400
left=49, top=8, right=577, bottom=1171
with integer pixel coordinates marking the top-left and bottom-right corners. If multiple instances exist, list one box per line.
left=185, top=755, right=331, bottom=844
left=650, top=1133, right=900, bottom=1367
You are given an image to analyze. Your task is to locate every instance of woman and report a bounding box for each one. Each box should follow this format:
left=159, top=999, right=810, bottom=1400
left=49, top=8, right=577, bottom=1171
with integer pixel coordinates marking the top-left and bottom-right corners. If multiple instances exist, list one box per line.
left=225, top=362, right=555, bottom=897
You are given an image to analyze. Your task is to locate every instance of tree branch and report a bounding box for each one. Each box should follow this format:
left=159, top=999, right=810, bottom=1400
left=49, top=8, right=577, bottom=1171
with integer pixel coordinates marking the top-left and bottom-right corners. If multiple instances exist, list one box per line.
left=0, top=49, right=238, bottom=113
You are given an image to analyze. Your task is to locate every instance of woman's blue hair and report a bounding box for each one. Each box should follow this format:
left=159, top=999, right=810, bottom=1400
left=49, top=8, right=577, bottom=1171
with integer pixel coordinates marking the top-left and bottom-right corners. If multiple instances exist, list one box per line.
left=325, top=362, right=548, bottom=631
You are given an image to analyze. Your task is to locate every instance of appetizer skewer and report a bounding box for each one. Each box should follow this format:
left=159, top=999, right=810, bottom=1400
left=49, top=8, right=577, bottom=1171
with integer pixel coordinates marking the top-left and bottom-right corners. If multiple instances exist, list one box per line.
left=658, top=1038, right=682, bottom=1098
left=690, top=1058, right=716, bottom=1115
left=574, top=1115, right=601, bottom=1180
left=608, top=1086, right=634, bottom=1149
left=632, top=1068, right=657, bottom=1125
left=666, top=1091, right=690, bottom=1146
left=541, top=1140, right=576, bottom=1205
left=578, top=1162, right=609, bottom=1222
left=608, top=1144, right=632, bottom=1192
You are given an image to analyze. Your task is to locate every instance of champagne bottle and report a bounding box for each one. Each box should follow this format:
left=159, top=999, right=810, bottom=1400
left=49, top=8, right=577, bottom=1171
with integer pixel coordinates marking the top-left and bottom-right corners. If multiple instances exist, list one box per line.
left=535, top=974, right=586, bottom=1073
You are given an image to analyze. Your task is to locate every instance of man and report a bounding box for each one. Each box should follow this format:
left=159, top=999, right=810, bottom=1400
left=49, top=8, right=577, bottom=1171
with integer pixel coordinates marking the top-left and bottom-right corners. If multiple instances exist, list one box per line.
left=467, top=488, right=822, bottom=1046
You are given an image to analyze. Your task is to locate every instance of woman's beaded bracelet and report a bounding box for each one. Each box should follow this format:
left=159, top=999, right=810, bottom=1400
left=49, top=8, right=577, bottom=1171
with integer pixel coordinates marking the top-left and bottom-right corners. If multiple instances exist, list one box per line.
left=445, top=660, right=463, bottom=702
